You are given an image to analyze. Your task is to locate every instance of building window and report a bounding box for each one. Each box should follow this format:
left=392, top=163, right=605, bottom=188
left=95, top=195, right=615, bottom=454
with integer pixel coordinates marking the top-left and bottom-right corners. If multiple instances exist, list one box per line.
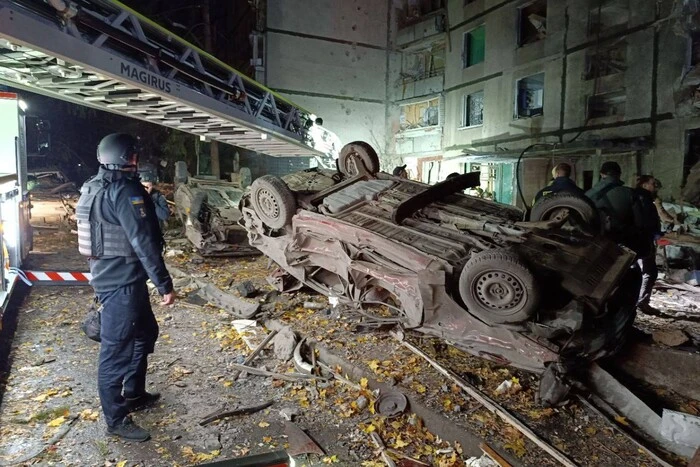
left=515, top=73, right=544, bottom=118
left=518, top=0, right=547, bottom=46
left=587, top=90, right=626, bottom=119
left=463, top=25, right=485, bottom=68
left=462, top=91, right=484, bottom=127
left=588, top=0, right=629, bottom=36
left=583, top=43, right=627, bottom=80
left=465, top=0, right=477, bottom=4
left=690, top=33, right=700, bottom=67
left=399, top=97, right=440, bottom=131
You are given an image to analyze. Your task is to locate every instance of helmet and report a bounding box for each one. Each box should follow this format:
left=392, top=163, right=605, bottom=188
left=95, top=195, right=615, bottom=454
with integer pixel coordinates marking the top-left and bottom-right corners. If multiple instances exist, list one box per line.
left=139, top=171, right=156, bottom=183
left=97, top=133, right=138, bottom=167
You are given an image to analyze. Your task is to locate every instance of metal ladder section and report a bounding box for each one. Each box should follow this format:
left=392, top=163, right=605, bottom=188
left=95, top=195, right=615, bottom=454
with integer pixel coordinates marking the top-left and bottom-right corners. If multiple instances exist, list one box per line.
left=0, top=0, right=330, bottom=157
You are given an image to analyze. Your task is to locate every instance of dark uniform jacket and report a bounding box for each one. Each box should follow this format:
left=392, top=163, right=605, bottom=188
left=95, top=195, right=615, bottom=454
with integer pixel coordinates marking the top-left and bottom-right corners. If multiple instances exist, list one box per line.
left=88, top=168, right=173, bottom=295
left=150, top=189, right=170, bottom=222
left=632, top=188, right=661, bottom=258
left=534, top=176, right=585, bottom=203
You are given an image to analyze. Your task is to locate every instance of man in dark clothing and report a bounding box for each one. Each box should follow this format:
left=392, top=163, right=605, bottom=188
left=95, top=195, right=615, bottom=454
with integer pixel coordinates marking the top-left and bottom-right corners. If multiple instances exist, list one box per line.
left=139, top=171, right=170, bottom=228
left=76, top=133, right=176, bottom=442
left=585, top=161, right=642, bottom=252
left=533, top=163, right=585, bottom=203
left=634, top=175, right=662, bottom=313
left=392, top=164, right=409, bottom=179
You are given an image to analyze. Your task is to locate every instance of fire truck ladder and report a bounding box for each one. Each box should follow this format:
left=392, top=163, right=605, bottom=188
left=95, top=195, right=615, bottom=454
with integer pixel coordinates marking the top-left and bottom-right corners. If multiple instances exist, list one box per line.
left=0, top=0, right=327, bottom=157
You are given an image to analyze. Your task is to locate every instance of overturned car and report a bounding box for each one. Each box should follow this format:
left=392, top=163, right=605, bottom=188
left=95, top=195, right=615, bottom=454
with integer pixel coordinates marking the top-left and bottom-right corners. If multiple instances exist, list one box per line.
left=239, top=142, right=640, bottom=404
left=174, top=162, right=259, bottom=256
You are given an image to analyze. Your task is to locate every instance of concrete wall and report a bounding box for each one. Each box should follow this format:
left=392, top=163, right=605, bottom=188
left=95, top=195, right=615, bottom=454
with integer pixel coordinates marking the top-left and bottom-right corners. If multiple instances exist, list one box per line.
left=265, top=0, right=391, bottom=160
left=385, top=0, right=699, bottom=201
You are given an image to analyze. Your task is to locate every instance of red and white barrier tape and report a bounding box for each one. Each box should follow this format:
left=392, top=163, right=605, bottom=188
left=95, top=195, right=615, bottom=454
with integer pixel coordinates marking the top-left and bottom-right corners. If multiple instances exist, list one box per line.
left=24, top=271, right=92, bottom=282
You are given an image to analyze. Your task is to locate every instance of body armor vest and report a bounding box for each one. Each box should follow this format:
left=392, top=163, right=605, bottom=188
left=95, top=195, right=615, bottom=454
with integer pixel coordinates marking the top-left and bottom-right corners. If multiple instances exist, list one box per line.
left=76, top=175, right=136, bottom=258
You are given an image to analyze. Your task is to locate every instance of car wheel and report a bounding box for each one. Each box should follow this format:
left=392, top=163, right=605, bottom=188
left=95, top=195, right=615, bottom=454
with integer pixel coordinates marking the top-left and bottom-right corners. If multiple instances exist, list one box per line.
left=250, top=175, right=296, bottom=229
left=459, top=249, right=539, bottom=324
left=530, top=192, right=597, bottom=228
left=338, top=141, right=380, bottom=176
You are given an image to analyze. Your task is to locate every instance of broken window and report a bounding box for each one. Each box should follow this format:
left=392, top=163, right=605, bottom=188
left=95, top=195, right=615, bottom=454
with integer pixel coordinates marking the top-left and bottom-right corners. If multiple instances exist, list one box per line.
left=399, top=97, right=440, bottom=131
left=588, top=0, right=629, bottom=36
left=462, top=91, right=484, bottom=127
left=462, top=25, right=485, bottom=68
left=587, top=90, right=626, bottom=119
left=583, top=42, right=627, bottom=80
left=402, top=45, right=445, bottom=82
left=518, top=0, right=547, bottom=46
left=690, top=33, right=700, bottom=67
left=515, top=73, right=544, bottom=118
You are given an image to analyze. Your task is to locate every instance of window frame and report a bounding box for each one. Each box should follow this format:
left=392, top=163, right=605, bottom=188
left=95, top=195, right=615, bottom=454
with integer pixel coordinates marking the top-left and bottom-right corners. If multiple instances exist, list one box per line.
left=462, top=24, right=486, bottom=69
left=517, top=0, right=547, bottom=47
left=461, top=90, right=484, bottom=129
left=398, top=97, right=441, bottom=133
left=514, top=73, right=545, bottom=120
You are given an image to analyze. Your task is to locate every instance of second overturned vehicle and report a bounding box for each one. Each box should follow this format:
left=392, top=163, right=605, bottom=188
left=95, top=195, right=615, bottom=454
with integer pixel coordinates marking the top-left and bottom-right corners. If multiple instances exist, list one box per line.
left=239, top=142, right=640, bottom=404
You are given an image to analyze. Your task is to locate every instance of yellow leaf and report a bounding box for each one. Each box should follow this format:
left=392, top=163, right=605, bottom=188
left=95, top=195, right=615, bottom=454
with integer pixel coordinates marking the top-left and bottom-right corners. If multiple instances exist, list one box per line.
left=47, top=416, right=66, bottom=427
left=79, top=409, right=99, bottom=421
left=394, top=436, right=409, bottom=448
left=362, top=424, right=376, bottom=433
left=614, top=416, right=630, bottom=426
left=390, top=421, right=402, bottom=430
left=223, top=381, right=232, bottom=387
left=258, top=421, right=270, bottom=428
left=367, top=360, right=380, bottom=371
left=116, top=461, right=127, bottom=467
left=585, top=426, right=597, bottom=435
left=322, top=455, right=339, bottom=464
left=360, top=377, right=368, bottom=389
left=414, top=384, right=426, bottom=394
left=262, top=436, right=272, bottom=443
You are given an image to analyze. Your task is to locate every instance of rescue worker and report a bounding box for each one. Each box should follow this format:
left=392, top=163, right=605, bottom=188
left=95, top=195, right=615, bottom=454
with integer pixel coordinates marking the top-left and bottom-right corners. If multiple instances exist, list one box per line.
left=585, top=161, right=642, bottom=253
left=634, top=175, right=662, bottom=313
left=392, top=165, right=409, bottom=179
left=76, top=133, right=175, bottom=442
left=140, top=171, right=170, bottom=228
left=533, top=162, right=585, bottom=203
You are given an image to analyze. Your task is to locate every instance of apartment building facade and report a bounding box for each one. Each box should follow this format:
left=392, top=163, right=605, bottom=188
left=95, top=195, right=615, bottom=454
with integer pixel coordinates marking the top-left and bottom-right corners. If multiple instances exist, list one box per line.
left=388, top=0, right=700, bottom=205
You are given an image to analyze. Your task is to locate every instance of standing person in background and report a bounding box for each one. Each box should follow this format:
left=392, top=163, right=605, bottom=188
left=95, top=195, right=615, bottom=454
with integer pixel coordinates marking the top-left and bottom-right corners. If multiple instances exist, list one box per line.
left=585, top=161, right=642, bottom=253
left=633, top=175, right=663, bottom=314
left=533, top=163, right=585, bottom=203
left=140, top=171, right=170, bottom=230
left=76, top=133, right=175, bottom=442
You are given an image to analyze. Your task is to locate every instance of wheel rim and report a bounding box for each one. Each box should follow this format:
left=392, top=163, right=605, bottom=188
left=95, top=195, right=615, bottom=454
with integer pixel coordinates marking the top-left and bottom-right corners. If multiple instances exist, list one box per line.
left=544, top=206, right=586, bottom=226
left=472, top=270, right=526, bottom=313
left=256, top=188, right=280, bottom=220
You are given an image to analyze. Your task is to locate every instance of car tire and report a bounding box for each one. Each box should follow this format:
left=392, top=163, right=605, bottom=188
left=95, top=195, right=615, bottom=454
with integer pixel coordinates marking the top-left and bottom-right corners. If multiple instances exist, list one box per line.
left=250, top=175, right=296, bottom=229
left=338, top=141, right=380, bottom=176
left=459, top=249, right=539, bottom=324
left=530, top=192, right=597, bottom=228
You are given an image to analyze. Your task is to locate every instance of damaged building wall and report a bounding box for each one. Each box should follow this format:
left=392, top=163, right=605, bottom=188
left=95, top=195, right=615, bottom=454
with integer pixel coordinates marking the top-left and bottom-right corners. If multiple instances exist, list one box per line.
left=264, top=0, right=392, bottom=157
left=385, top=0, right=700, bottom=203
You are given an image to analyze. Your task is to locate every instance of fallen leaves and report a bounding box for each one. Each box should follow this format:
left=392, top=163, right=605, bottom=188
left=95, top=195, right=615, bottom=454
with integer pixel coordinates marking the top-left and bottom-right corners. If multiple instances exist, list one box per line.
left=47, top=416, right=66, bottom=427
left=79, top=409, right=99, bottom=421
left=614, top=416, right=630, bottom=426
left=258, top=421, right=270, bottom=428
left=181, top=446, right=220, bottom=463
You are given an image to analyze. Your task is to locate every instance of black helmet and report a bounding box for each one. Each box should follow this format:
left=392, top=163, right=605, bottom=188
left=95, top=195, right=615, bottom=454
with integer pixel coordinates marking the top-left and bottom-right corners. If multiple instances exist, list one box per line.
left=97, top=133, right=138, bottom=167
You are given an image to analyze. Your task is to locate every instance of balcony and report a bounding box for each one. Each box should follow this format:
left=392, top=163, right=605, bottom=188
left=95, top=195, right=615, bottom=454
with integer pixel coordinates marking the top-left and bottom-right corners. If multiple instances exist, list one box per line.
left=397, top=8, right=447, bottom=51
